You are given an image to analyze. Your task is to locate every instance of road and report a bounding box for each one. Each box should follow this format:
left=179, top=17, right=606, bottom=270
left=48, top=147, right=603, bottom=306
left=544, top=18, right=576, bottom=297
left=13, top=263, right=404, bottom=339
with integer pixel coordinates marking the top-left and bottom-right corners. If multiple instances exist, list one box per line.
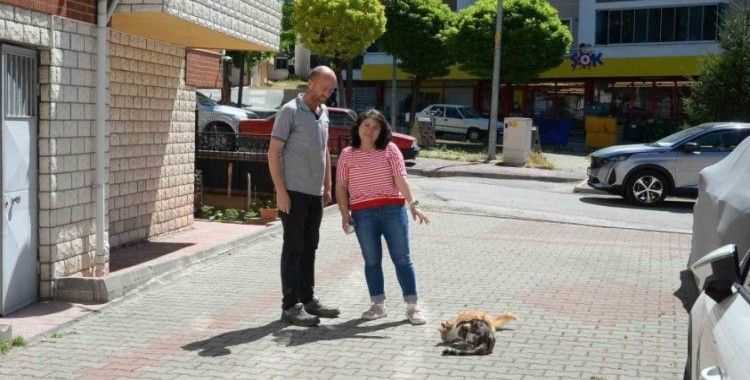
left=410, top=176, right=695, bottom=233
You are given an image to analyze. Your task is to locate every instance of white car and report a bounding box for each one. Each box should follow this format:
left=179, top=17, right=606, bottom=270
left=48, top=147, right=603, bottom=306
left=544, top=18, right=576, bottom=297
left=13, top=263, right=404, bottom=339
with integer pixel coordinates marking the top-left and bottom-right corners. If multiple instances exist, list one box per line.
left=196, top=91, right=255, bottom=150
left=687, top=244, right=750, bottom=380
left=406, top=104, right=494, bottom=141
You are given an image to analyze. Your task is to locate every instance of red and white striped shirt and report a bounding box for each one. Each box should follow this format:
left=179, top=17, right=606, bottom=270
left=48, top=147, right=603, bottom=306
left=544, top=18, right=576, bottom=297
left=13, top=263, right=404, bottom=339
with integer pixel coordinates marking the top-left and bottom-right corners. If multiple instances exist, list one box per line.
left=336, top=142, right=407, bottom=211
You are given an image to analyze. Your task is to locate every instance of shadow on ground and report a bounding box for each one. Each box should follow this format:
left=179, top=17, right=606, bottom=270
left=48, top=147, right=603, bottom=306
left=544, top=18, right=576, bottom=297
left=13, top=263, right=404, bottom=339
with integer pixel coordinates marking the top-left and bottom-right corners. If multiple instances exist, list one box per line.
left=674, top=269, right=700, bottom=313
left=182, top=319, right=407, bottom=356
left=578, top=196, right=695, bottom=214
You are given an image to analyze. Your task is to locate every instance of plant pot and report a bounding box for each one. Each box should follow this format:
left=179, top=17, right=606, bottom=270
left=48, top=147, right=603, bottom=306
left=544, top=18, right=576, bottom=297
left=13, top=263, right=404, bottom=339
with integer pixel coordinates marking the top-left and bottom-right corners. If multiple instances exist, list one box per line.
left=259, top=207, right=278, bottom=221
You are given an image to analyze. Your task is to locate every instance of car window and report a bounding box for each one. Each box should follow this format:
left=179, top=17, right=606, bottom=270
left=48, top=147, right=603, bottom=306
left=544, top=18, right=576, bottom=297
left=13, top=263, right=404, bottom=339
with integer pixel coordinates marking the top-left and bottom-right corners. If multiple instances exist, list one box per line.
left=654, top=124, right=712, bottom=147
left=690, top=130, right=748, bottom=152
left=196, top=92, right=217, bottom=107
left=458, top=107, right=480, bottom=119
left=428, top=106, right=444, bottom=117
left=445, top=107, right=462, bottom=119
left=329, top=111, right=356, bottom=130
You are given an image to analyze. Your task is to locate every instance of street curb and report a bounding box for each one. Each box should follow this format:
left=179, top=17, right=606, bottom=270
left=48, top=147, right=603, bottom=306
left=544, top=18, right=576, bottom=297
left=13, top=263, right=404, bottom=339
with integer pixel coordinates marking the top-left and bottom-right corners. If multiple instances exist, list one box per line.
left=572, top=179, right=609, bottom=195
left=406, top=167, right=583, bottom=183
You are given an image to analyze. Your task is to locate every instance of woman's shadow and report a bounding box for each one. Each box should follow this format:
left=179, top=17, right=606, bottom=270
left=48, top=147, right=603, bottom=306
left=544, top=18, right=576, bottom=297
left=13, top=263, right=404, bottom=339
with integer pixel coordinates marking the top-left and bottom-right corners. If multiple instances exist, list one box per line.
left=182, top=318, right=408, bottom=357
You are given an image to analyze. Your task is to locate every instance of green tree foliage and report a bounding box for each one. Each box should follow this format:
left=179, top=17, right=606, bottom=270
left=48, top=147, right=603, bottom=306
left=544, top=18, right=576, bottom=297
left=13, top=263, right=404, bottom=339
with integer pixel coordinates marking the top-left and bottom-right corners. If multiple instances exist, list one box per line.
left=448, top=0, right=572, bottom=83
left=293, top=0, right=386, bottom=107
left=225, top=51, right=273, bottom=106
left=380, top=0, right=454, bottom=138
left=280, top=0, right=295, bottom=56
left=685, top=11, right=750, bottom=123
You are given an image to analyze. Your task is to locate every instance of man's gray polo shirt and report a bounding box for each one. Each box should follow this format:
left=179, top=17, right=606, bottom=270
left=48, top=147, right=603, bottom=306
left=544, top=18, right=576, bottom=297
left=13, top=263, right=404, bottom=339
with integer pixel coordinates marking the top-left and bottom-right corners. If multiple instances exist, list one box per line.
left=271, top=95, right=329, bottom=196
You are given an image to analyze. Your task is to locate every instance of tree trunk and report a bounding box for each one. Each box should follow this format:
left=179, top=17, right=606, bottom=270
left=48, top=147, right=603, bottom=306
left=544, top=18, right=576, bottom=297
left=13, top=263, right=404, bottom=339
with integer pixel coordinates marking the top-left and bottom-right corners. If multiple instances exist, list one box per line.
left=345, top=60, right=354, bottom=108
left=334, top=65, right=347, bottom=109
left=237, top=61, right=245, bottom=108
left=220, top=56, right=232, bottom=105
left=409, top=78, right=421, bottom=141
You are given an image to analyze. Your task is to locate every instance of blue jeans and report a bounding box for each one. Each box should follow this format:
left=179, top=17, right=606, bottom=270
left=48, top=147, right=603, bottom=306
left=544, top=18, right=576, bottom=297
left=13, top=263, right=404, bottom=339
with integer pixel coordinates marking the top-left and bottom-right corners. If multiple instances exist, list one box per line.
left=351, top=205, right=418, bottom=303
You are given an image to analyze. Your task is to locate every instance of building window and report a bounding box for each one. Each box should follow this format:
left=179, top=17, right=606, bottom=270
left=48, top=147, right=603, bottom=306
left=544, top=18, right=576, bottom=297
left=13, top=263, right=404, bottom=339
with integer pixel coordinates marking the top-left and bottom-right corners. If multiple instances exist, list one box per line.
left=595, top=3, right=726, bottom=45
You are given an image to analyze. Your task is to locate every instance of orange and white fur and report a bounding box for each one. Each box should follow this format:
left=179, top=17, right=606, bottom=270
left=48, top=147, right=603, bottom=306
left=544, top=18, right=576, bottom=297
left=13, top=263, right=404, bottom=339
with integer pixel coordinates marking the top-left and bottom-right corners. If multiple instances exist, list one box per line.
left=439, top=310, right=517, bottom=343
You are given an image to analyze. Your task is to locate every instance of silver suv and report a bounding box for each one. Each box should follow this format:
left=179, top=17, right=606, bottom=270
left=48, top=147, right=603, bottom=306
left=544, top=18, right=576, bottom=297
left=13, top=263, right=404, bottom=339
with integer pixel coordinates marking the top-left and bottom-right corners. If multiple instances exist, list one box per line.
left=587, top=122, right=750, bottom=206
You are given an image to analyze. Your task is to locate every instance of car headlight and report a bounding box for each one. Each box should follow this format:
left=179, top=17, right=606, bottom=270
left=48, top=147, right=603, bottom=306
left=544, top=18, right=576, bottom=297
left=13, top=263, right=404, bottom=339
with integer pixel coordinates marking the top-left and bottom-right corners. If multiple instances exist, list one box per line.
left=599, top=154, right=631, bottom=165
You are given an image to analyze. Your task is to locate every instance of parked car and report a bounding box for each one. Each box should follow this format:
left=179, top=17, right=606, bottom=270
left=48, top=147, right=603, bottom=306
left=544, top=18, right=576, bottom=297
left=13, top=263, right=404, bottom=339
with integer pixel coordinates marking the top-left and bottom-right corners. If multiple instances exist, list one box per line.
left=685, top=137, right=750, bottom=379
left=239, top=107, right=419, bottom=161
left=228, top=102, right=278, bottom=119
left=196, top=91, right=256, bottom=150
left=405, top=104, right=494, bottom=141
left=587, top=122, right=750, bottom=206
left=687, top=243, right=750, bottom=380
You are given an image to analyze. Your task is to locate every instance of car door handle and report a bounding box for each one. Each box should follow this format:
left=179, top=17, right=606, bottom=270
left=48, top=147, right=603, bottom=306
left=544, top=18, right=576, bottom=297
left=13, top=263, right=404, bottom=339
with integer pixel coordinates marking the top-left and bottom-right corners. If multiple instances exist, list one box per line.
left=700, top=366, right=723, bottom=380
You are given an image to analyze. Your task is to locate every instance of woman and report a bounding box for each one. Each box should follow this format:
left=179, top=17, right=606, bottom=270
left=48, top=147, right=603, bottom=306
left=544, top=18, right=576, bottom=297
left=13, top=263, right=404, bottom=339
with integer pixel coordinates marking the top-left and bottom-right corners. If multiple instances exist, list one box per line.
left=335, top=109, right=430, bottom=325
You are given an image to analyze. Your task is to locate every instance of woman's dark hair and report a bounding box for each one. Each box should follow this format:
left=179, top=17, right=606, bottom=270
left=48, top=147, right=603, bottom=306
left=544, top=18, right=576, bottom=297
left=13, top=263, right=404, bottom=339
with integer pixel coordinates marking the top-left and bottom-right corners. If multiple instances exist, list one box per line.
left=351, top=108, right=392, bottom=149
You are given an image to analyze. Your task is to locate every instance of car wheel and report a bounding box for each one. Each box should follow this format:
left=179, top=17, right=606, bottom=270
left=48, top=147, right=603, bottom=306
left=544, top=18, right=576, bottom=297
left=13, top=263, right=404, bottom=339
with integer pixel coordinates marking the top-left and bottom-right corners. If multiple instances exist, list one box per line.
left=466, top=128, right=482, bottom=142
left=625, top=170, right=669, bottom=206
left=200, top=122, right=236, bottom=151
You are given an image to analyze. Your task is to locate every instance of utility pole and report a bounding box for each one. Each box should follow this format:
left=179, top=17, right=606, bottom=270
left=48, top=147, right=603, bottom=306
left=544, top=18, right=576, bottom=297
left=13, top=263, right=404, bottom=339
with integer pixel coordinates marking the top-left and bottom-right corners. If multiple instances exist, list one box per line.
left=486, top=0, right=504, bottom=161
left=391, top=56, right=397, bottom=129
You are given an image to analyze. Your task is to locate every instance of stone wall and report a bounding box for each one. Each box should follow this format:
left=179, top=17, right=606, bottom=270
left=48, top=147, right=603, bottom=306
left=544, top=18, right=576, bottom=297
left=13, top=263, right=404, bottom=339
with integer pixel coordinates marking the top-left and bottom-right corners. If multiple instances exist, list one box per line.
left=108, top=31, right=194, bottom=249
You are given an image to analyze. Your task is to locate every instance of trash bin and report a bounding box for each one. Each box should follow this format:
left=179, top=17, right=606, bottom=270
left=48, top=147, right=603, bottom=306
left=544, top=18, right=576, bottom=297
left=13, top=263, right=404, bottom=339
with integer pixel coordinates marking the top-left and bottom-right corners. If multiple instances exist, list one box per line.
left=585, top=116, right=619, bottom=149
left=502, top=117, right=533, bottom=166
left=534, top=117, right=571, bottom=146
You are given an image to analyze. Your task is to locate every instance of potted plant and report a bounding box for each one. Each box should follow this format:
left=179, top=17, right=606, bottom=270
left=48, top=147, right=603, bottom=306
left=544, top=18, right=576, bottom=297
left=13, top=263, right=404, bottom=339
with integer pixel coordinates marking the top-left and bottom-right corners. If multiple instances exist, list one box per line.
left=259, top=197, right=278, bottom=221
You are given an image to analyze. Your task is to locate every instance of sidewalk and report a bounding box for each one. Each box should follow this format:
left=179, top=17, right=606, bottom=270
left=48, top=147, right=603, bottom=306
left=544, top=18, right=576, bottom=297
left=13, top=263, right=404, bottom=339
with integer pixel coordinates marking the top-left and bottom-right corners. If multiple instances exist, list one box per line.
left=2, top=153, right=599, bottom=342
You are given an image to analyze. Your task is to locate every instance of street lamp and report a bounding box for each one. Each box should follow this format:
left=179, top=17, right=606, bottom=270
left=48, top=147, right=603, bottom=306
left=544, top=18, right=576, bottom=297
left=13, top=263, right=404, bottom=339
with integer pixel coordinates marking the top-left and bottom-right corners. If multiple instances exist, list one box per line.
left=486, top=0, right=504, bottom=161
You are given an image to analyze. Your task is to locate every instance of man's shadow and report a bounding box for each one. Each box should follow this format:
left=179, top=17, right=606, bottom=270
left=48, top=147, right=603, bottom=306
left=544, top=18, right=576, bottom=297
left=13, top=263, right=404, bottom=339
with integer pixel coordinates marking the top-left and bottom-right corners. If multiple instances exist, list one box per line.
left=182, top=318, right=407, bottom=356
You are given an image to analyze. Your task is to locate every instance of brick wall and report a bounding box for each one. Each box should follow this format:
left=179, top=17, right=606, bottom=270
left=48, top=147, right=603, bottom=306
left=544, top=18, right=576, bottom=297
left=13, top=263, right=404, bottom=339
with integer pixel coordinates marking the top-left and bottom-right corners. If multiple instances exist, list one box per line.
left=186, top=49, right=222, bottom=88
left=0, top=0, right=96, bottom=23
left=108, top=31, right=194, bottom=250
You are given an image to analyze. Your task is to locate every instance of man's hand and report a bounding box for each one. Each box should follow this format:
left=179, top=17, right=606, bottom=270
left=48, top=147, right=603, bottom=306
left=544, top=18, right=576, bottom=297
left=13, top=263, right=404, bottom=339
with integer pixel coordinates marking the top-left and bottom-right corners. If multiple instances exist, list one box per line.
left=323, top=187, right=332, bottom=205
left=276, top=190, right=291, bottom=214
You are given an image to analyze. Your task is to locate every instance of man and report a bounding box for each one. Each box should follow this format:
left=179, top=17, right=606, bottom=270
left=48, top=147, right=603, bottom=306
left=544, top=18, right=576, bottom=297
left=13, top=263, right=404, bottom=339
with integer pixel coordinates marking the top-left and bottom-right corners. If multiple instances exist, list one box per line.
left=267, top=66, right=341, bottom=326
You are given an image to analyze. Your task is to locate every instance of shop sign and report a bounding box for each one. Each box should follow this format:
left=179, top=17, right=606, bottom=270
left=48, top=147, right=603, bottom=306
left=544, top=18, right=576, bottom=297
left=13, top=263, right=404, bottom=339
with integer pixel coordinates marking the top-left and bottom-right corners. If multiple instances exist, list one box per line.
left=570, top=43, right=603, bottom=70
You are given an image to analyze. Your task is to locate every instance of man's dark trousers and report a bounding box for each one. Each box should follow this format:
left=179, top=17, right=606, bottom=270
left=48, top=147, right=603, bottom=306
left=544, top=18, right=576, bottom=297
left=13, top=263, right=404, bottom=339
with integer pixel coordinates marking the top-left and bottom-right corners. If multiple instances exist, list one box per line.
left=280, top=190, right=323, bottom=310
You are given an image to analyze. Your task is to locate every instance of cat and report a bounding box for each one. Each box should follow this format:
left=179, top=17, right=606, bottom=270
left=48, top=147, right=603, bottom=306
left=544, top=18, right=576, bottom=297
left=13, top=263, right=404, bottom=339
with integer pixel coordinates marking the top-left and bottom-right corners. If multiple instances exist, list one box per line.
left=439, top=311, right=517, bottom=356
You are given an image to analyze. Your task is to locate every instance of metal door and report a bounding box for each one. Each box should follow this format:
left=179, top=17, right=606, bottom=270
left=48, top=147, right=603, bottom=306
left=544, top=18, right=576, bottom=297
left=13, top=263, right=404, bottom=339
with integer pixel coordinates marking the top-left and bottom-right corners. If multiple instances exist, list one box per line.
left=1, top=45, right=38, bottom=316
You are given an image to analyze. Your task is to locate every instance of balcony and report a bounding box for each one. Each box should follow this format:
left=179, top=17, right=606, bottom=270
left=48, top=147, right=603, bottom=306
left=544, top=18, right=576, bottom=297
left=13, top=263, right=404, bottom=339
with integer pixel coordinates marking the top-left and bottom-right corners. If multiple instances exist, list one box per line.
left=112, top=0, right=281, bottom=51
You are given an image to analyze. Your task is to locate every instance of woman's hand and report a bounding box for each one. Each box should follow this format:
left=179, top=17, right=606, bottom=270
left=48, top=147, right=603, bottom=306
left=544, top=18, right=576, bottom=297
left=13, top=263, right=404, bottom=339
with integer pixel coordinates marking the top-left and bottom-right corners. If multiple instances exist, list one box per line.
left=341, top=212, right=352, bottom=234
left=410, top=206, right=430, bottom=225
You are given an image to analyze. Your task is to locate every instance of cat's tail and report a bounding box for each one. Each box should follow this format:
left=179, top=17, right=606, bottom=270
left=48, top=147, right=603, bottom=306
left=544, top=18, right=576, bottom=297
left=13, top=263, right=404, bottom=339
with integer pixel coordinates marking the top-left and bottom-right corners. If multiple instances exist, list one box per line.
left=492, top=312, right=517, bottom=330
left=442, top=346, right=491, bottom=356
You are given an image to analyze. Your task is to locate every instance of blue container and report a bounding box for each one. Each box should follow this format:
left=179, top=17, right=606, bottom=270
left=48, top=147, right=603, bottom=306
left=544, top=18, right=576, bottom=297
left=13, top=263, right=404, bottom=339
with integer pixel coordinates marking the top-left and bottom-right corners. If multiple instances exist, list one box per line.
left=534, top=118, right=571, bottom=146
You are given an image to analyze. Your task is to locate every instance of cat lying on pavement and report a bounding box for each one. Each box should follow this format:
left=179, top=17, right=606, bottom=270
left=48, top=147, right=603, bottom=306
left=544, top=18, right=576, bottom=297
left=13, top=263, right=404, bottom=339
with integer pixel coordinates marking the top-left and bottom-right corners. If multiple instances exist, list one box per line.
left=439, top=311, right=517, bottom=356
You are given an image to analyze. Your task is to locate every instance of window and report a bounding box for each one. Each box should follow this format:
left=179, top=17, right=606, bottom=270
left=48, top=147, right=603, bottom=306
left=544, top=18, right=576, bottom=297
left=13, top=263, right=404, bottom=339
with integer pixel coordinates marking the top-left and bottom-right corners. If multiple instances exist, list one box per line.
left=608, top=10, right=622, bottom=44
left=596, top=11, right=609, bottom=45
left=428, top=106, right=444, bottom=117
left=691, top=130, right=748, bottom=152
left=634, top=9, right=648, bottom=43
left=621, top=10, right=635, bottom=43
left=661, top=7, right=675, bottom=42
left=647, top=8, right=661, bottom=42
left=445, top=107, right=462, bottom=119
left=329, top=111, right=356, bottom=130
left=689, top=6, right=704, bottom=40
left=596, top=3, right=726, bottom=45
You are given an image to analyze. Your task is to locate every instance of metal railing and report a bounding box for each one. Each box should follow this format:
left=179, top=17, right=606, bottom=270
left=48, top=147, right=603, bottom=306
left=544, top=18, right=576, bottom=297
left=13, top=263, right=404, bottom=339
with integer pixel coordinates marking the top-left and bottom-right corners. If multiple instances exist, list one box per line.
left=195, top=131, right=353, bottom=157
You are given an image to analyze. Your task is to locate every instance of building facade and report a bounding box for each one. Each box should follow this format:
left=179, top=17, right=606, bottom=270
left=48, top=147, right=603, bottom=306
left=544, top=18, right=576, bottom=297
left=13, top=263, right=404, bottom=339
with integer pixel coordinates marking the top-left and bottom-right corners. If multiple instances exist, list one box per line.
left=357, top=0, right=741, bottom=135
left=0, top=0, right=280, bottom=315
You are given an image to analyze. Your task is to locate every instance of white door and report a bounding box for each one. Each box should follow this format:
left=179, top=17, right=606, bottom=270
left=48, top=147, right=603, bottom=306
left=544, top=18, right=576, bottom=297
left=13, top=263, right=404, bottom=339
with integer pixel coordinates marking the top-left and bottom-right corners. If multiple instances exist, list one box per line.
left=1, top=45, right=38, bottom=316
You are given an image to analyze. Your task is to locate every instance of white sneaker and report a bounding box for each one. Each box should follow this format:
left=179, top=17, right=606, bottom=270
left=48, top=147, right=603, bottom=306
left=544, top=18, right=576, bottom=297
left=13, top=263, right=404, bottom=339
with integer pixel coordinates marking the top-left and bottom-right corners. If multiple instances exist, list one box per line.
left=406, top=304, right=427, bottom=325
left=361, top=303, right=387, bottom=320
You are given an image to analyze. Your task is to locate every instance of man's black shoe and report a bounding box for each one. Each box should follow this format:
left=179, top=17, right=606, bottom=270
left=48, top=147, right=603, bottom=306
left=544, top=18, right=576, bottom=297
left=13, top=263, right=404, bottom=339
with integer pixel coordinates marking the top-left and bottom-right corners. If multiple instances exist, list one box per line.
left=281, top=304, right=320, bottom=327
left=304, top=298, right=340, bottom=318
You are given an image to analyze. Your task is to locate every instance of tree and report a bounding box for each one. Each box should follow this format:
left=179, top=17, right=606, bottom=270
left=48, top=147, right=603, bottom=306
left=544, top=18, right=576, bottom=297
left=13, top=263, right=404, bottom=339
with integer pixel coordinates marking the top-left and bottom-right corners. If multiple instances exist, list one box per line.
left=225, top=51, right=273, bottom=107
left=280, top=0, right=295, bottom=57
left=293, top=0, right=386, bottom=107
left=380, top=0, right=454, bottom=141
left=684, top=9, right=750, bottom=123
left=448, top=0, right=572, bottom=83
